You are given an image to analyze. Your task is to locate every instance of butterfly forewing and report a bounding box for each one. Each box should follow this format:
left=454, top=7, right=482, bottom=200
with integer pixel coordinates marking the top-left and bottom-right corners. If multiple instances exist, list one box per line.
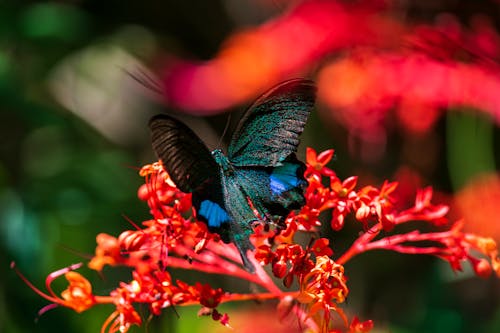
left=149, top=114, right=219, bottom=193
left=228, top=79, right=316, bottom=166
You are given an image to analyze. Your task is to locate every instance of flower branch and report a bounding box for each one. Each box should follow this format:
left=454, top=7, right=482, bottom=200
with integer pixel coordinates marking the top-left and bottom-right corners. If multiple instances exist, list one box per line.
left=15, top=148, right=499, bottom=333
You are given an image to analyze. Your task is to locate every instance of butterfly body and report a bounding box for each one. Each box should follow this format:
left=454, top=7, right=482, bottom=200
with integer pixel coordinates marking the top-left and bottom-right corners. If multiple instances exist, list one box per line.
left=150, top=79, right=316, bottom=271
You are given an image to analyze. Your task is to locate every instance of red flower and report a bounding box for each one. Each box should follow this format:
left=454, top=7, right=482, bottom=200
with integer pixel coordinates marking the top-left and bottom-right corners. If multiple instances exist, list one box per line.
left=12, top=262, right=98, bottom=314
left=60, top=271, right=96, bottom=313
left=355, top=181, right=398, bottom=231
left=198, top=283, right=225, bottom=308
left=306, top=148, right=336, bottom=178
left=331, top=175, right=358, bottom=199
left=311, top=238, right=334, bottom=257
left=298, top=256, right=349, bottom=331
left=329, top=175, right=359, bottom=230
left=88, top=233, right=123, bottom=271
left=407, top=187, right=449, bottom=225
left=255, top=244, right=276, bottom=265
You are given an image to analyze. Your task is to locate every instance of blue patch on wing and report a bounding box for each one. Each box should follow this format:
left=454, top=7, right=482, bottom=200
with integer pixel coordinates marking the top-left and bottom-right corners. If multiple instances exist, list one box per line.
left=270, top=163, right=303, bottom=195
left=198, top=200, right=231, bottom=228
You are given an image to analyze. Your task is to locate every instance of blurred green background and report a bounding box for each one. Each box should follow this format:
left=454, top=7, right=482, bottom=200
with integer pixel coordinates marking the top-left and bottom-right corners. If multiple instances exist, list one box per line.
left=1, top=1, right=499, bottom=332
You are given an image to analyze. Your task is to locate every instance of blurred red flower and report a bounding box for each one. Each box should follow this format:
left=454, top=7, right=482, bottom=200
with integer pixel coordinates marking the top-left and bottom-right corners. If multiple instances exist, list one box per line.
left=455, top=173, right=500, bottom=242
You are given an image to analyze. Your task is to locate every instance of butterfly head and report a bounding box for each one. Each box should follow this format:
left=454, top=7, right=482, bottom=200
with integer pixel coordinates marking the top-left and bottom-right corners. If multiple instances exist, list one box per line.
left=211, top=149, right=233, bottom=174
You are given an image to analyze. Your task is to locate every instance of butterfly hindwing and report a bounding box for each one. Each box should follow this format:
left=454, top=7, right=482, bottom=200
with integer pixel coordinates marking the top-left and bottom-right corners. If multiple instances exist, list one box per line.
left=234, top=154, right=306, bottom=221
left=267, top=154, right=307, bottom=212
left=192, top=183, right=232, bottom=243
left=228, top=79, right=316, bottom=167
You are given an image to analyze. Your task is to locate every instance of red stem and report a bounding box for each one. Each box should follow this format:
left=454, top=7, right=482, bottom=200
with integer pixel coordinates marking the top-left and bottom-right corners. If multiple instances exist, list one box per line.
left=336, top=224, right=381, bottom=265
left=170, top=242, right=283, bottom=294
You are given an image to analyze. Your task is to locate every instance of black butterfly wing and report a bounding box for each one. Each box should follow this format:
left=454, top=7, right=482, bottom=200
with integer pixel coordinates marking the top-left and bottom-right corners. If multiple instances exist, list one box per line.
left=149, top=115, right=233, bottom=240
left=227, top=78, right=316, bottom=166
left=149, top=114, right=219, bottom=193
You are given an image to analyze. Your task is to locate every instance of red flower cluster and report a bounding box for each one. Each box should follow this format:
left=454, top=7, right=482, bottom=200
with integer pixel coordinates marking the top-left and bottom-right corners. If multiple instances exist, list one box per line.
left=14, top=148, right=499, bottom=333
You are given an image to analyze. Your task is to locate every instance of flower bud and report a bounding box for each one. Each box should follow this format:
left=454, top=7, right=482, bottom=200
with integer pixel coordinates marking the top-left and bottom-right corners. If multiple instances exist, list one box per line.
left=473, top=258, right=492, bottom=279
left=272, top=259, right=288, bottom=278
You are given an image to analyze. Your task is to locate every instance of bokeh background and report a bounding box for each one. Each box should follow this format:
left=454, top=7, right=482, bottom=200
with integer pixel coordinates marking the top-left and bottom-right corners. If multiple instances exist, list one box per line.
left=1, top=0, right=500, bottom=332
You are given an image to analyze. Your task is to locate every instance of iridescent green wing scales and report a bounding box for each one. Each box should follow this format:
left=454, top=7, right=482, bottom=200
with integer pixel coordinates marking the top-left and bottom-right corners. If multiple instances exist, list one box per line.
left=228, top=79, right=316, bottom=166
left=226, top=79, right=315, bottom=226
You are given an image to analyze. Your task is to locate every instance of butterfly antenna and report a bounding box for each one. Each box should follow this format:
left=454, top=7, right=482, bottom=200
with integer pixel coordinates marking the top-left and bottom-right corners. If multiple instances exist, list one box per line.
left=216, top=113, right=232, bottom=148
left=123, top=67, right=164, bottom=95
left=57, top=244, right=93, bottom=260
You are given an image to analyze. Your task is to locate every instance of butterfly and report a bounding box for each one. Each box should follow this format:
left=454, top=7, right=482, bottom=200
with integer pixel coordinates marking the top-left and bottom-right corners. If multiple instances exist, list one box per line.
left=149, top=79, right=316, bottom=272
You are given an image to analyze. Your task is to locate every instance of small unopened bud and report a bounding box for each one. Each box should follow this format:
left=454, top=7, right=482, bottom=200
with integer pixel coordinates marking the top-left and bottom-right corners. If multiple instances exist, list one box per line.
left=473, top=258, right=492, bottom=279
left=272, top=259, right=288, bottom=278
